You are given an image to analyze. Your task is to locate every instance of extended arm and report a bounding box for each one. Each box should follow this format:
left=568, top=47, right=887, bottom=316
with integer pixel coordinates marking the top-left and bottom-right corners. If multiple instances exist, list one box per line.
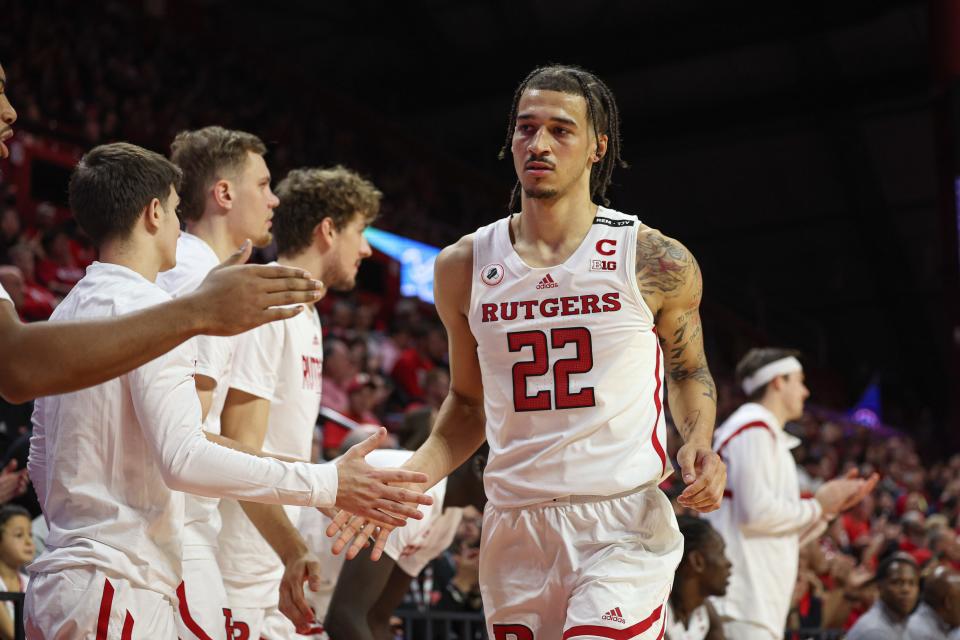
left=636, top=230, right=724, bottom=512
left=0, top=242, right=323, bottom=403
left=328, top=236, right=487, bottom=559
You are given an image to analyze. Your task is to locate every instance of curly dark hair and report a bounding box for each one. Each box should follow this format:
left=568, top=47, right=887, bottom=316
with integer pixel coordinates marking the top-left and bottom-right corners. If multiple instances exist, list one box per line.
left=273, top=166, right=382, bottom=257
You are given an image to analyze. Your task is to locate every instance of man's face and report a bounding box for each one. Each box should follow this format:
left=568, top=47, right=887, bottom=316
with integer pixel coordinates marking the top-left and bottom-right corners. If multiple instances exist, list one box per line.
left=0, top=64, right=18, bottom=160
left=324, top=212, right=372, bottom=291
left=158, top=186, right=182, bottom=272
left=510, top=89, right=602, bottom=203
left=226, top=151, right=278, bottom=248
left=780, top=370, right=810, bottom=422
left=879, top=562, right=919, bottom=618
left=700, top=531, right=733, bottom=597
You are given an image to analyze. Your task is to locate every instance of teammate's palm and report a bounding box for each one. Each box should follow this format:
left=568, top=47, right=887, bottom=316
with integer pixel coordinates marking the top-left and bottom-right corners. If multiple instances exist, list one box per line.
left=334, top=427, right=432, bottom=528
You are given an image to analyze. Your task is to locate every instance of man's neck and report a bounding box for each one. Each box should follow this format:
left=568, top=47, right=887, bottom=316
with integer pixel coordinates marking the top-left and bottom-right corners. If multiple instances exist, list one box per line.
left=756, top=397, right=788, bottom=429
left=278, top=250, right=324, bottom=286
left=669, top=579, right=706, bottom=625
left=99, top=240, right=161, bottom=282
left=187, top=215, right=242, bottom=262
left=518, top=186, right=597, bottom=249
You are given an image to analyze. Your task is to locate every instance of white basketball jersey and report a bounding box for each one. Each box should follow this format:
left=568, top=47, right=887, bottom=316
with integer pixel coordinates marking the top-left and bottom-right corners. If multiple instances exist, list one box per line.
left=468, top=207, right=669, bottom=508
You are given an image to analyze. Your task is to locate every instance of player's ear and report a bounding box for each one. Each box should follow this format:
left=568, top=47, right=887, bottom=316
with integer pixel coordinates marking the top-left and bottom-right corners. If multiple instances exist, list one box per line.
left=143, top=197, right=162, bottom=233
left=212, top=178, right=232, bottom=210
left=315, top=217, right=336, bottom=249
left=593, top=134, right=608, bottom=163
left=689, top=549, right=706, bottom=573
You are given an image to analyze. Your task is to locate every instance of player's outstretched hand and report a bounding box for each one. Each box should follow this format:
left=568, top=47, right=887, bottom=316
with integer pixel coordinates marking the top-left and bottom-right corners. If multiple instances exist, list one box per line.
left=278, top=548, right=323, bottom=634
left=190, top=239, right=326, bottom=336
left=676, top=440, right=726, bottom=513
left=334, top=427, right=431, bottom=530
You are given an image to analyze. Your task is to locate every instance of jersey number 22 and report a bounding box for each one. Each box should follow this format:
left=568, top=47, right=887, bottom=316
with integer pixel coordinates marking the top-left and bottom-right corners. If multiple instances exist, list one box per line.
left=508, top=328, right=596, bottom=412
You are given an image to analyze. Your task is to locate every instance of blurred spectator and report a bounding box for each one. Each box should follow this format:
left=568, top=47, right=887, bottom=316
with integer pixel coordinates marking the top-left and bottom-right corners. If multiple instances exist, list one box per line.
left=320, top=338, right=355, bottom=414
left=36, top=227, right=84, bottom=296
left=847, top=553, right=920, bottom=640
left=7, top=244, right=56, bottom=321
left=321, top=373, right=383, bottom=458
left=0, top=208, right=20, bottom=262
left=391, top=322, right=447, bottom=403
left=0, top=505, right=34, bottom=640
left=905, top=566, right=960, bottom=639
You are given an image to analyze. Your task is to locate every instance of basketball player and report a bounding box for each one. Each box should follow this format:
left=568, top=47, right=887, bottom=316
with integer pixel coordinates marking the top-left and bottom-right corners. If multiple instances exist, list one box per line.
left=215, top=166, right=383, bottom=639
left=155, top=126, right=285, bottom=640
left=0, top=64, right=323, bottom=404
left=664, top=516, right=730, bottom=640
left=318, top=445, right=487, bottom=639
left=24, top=144, right=432, bottom=639
left=331, top=64, right=728, bottom=639
left=705, top=348, right=879, bottom=640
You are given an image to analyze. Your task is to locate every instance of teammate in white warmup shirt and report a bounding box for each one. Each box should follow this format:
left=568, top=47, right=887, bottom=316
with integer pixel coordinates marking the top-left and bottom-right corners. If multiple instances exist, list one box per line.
left=0, top=64, right=325, bottom=405
left=705, top=348, right=877, bottom=640
left=216, top=166, right=385, bottom=638
left=156, top=126, right=283, bottom=640
left=23, top=143, right=432, bottom=640
left=329, top=64, right=727, bottom=640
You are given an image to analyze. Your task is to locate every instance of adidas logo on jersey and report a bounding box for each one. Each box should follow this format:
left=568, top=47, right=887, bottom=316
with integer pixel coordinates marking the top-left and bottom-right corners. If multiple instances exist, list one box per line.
left=601, top=607, right=626, bottom=624
left=535, top=273, right=559, bottom=290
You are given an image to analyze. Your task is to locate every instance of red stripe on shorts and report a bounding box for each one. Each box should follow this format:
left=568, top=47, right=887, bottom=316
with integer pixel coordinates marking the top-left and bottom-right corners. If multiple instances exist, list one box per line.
left=650, top=328, right=666, bottom=477
left=95, top=578, right=115, bottom=640
left=562, top=604, right=663, bottom=640
left=121, top=611, right=134, bottom=640
left=176, top=581, right=215, bottom=640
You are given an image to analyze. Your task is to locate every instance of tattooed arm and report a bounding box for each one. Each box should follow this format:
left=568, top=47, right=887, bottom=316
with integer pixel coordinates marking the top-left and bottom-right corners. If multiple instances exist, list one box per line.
left=636, top=228, right=725, bottom=512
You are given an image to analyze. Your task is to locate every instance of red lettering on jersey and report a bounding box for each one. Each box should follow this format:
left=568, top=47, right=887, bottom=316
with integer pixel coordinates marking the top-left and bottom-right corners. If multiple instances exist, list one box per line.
left=301, top=355, right=323, bottom=391
left=601, top=292, right=621, bottom=312
left=541, top=298, right=559, bottom=317
left=518, top=300, right=537, bottom=320
left=560, top=296, right=578, bottom=316
left=482, top=303, right=498, bottom=323
left=501, top=301, right=519, bottom=320
left=580, top=294, right=601, bottom=314
left=596, top=239, right=617, bottom=256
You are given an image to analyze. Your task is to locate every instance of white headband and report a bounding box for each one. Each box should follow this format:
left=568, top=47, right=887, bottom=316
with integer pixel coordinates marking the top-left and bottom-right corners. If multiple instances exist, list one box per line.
left=741, top=356, right=802, bottom=395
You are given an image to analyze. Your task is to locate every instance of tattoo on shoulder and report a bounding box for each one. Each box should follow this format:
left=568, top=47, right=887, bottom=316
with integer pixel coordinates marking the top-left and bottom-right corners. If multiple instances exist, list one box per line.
left=635, top=232, right=699, bottom=301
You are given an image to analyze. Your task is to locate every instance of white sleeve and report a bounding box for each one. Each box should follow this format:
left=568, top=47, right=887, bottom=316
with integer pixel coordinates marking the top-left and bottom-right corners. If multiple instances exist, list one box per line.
left=229, top=321, right=282, bottom=401
left=0, top=282, right=11, bottom=304
left=726, top=430, right=822, bottom=536
left=128, top=339, right=338, bottom=507
left=194, top=335, right=233, bottom=386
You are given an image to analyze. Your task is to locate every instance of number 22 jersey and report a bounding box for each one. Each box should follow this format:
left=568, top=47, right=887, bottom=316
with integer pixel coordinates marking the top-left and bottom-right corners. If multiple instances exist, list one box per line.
left=468, top=207, right=669, bottom=508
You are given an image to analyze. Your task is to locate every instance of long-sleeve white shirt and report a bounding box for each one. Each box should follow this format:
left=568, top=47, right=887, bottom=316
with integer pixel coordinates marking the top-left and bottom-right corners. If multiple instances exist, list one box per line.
left=28, top=262, right=338, bottom=600
left=704, top=403, right=824, bottom=638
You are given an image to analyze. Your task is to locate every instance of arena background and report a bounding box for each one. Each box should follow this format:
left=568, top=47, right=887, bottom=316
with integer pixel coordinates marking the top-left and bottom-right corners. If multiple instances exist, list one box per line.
left=4, top=0, right=958, bottom=448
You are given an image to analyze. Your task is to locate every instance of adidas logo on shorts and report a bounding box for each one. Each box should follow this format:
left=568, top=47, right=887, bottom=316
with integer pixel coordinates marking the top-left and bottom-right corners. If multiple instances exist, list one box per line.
left=535, top=273, right=559, bottom=290
left=601, top=607, right=626, bottom=624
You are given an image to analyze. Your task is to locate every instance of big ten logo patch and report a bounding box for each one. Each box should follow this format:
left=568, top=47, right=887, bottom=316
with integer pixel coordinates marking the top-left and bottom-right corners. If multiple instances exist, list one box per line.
left=302, top=355, right=322, bottom=392
left=591, top=259, right=616, bottom=271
